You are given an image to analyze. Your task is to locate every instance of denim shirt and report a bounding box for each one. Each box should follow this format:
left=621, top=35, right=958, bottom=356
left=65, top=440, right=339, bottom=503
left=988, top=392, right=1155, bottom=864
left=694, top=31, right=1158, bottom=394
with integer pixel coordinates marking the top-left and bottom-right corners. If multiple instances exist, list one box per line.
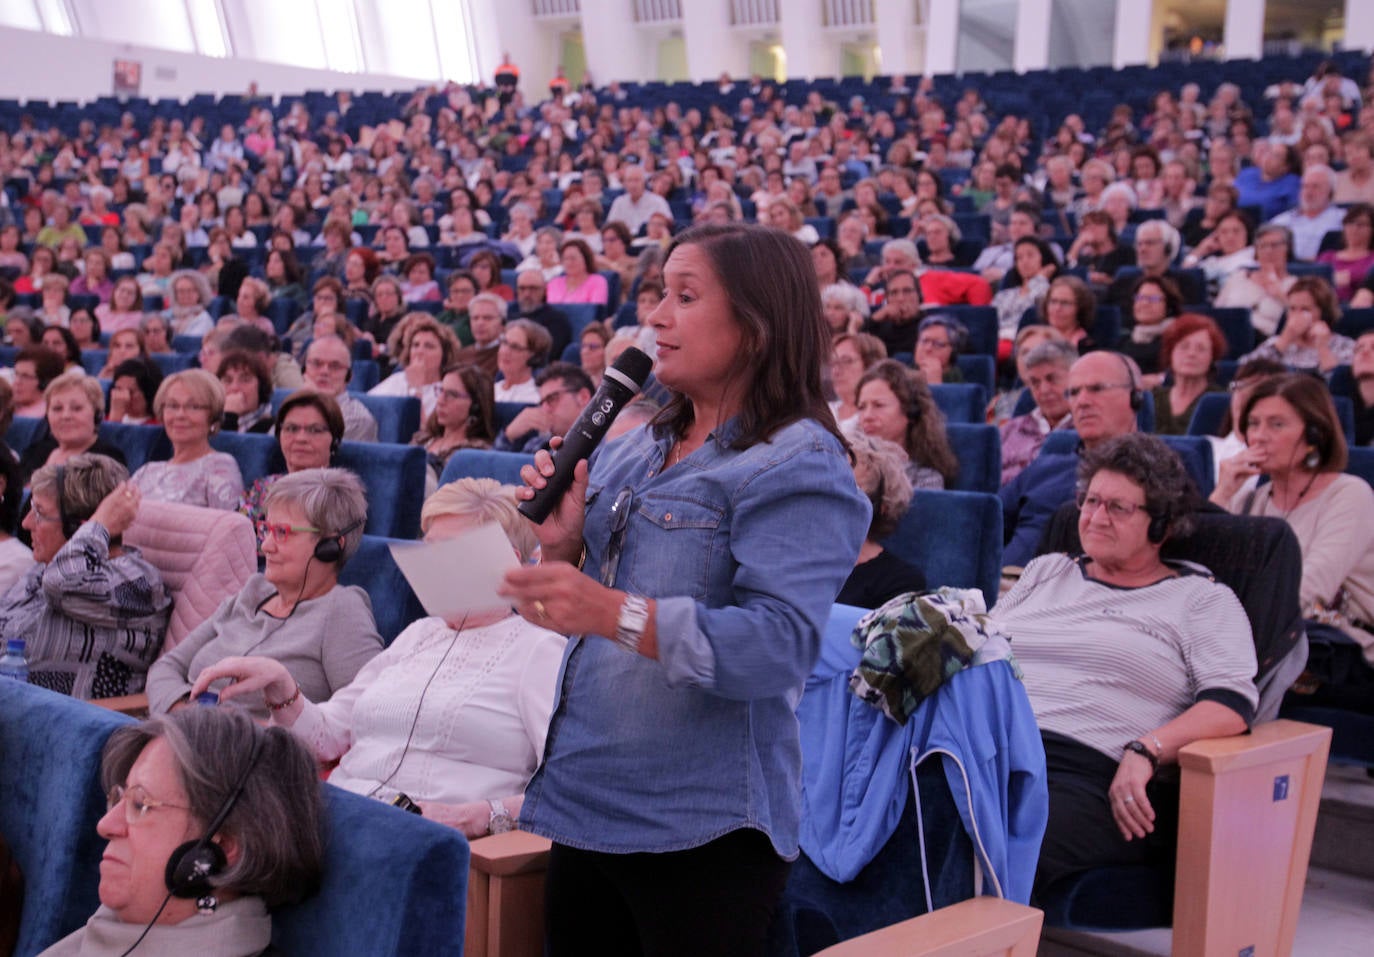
left=520, top=416, right=870, bottom=858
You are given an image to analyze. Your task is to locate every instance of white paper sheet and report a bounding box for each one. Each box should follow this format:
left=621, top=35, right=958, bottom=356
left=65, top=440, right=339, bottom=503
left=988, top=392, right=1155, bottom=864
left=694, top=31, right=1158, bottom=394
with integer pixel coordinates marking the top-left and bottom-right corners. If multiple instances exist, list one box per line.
left=388, top=521, right=520, bottom=618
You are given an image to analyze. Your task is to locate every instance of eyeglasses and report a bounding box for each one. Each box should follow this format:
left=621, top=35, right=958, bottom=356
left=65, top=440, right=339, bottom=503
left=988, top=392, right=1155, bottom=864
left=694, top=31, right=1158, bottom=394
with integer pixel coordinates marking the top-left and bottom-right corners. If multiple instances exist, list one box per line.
left=515, top=285, right=544, bottom=293
left=305, top=359, right=349, bottom=373
left=600, top=487, right=635, bottom=588
left=162, top=401, right=210, bottom=415
left=1133, top=294, right=1165, bottom=304
left=887, top=286, right=919, bottom=297
left=539, top=389, right=573, bottom=408
left=440, top=388, right=471, bottom=402
left=1046, top=297, right=1078, bottom=308
left=1065, top=382, right=1132, bottom=401
left=255, top=521, right=321, bottom=544
left=107, top=783, right=189, bottom=822
left=917, top=337, right=952, bottom=350
left=281, top=423, right=331, bottom=437
left=28, top=503, right=62, bottom=524
left=1075, top=491, right=1148, bottom=522
left=1255, top=240, right=1288, bottom=250
left=498, top=336, right=530, bottom=351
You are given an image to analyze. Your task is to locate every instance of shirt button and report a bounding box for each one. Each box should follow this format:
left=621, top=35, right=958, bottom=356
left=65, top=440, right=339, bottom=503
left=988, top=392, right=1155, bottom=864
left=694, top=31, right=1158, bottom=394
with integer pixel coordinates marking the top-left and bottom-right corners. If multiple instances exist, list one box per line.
left=647, top=469, right=655, bottom=477
left=664, top=512, right=673, bottom=522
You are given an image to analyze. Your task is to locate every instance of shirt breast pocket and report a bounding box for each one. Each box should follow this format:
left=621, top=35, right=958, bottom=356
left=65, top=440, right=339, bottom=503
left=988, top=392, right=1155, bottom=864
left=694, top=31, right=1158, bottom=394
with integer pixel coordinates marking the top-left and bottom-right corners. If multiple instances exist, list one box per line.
left=624, top=496, right=726, bottom=602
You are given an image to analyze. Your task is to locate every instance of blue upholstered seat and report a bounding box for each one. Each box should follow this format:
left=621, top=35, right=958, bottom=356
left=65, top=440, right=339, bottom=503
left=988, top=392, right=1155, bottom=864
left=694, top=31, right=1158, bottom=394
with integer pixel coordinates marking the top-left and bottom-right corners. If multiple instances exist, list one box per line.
left=439, top=448, right=536, bottom=487
left=945, top=423, right=1001, bottom=494
left=3, top=416, right=45, bottom=456
left=99, top=422, right=170, bottom=473
left=880, top=489, right=1003, bottom=607
left=354, top=394, right=422, bottom=445
left=0, top=683, right=130, bottom=956
left=1039, top=430, right=1212, bottom=496
left=335, top=441, right=427, bottom=539
left=929, top=383, right=986, bottom=424
left=339, top=535, right=428, bottom=647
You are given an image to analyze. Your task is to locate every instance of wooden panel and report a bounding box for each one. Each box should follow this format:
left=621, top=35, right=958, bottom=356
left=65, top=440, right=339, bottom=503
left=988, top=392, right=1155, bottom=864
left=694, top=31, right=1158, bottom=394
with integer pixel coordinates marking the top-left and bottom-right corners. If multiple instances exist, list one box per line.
left=1173, top=720, right=1331, bottom=957
left=465, top=831, right=551, bottom=957
left=816, top=896, right=1043, bottom=956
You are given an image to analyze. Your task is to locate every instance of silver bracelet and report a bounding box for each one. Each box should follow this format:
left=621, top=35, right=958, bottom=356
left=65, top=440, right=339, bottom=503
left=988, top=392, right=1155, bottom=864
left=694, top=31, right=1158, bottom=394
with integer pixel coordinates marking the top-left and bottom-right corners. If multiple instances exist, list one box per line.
left=614, top=594, right=650, bottom=655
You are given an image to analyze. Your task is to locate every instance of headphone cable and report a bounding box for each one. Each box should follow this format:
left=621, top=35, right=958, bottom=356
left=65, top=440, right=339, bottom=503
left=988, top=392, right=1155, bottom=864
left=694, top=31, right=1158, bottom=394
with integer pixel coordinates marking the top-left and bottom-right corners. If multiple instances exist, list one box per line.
left=116, top=890, right=174, bottom=957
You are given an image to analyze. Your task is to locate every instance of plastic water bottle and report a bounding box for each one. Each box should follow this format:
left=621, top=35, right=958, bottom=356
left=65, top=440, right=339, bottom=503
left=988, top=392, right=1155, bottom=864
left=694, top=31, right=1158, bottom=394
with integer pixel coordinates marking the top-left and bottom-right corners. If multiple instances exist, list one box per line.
left=0, top=639, right=28, bottom=683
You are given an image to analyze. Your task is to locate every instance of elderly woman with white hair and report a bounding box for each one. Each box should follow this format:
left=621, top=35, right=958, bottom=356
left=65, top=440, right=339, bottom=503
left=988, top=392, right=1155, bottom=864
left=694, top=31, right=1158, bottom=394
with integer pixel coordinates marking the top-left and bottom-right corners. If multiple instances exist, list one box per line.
left=821, top=283, right=869, bottom=338
left=837, top=434, right=924, bottom=609
left=192, top=478, right=567, bottom=839
left=146, top=468, right=382, bottom=717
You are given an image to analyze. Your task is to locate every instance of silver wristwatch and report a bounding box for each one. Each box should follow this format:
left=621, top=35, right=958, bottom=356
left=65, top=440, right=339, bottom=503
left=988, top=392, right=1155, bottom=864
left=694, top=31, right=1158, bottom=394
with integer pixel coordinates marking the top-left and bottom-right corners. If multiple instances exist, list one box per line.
left=487, top=798, right=514, bottom=835
left=614, top=594, right=650, bottom=655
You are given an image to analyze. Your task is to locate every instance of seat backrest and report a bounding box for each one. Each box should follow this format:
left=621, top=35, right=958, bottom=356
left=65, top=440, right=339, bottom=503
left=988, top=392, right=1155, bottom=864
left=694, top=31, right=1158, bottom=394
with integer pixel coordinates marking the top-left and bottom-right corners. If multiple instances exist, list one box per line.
left=335, top=441, right=427, bottom=539
left=929, top=383, right=986, bottom=425
left=209, top=430, right=282, bottom=488
left=494, top=401, right=534, bottom=433
left=954, top=355, right=995, bottom=396
left=99, top=422, right=169, bottom=474
left=1348, top=447, right=1374, bottom=489
left=945, top=423, right=1001, bottom=494
left=933, top=305, right=997, bottom=356
left=354, top=394, right=421, bottom=444
left=4, top=416, right=45, bottom=457
left=1196, top=306, right=1257, bottom=359
left=0, top=684, right=133, bottom=956
left=151, top=352, right=195, bottom=376
left=272, top=784, right=470, bottom=957
left=338, top=535, right=428, bottom=647
left=1040, top=429, right=1209, bottom=494
left=439, top=448, right=535, bottom=488
left=881, top=489, right=1003, bottom=607
left=124, top=500, right=258, bottom=652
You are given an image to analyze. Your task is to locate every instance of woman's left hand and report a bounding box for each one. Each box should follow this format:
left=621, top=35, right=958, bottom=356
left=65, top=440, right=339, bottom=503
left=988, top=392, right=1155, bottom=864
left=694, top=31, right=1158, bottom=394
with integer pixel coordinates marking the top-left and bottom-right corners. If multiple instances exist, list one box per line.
left=417, top=799, right=491, bottom=839
left=499, top=561, right=619, bottom=637
left=1108, top=751, right=1156, bottom=841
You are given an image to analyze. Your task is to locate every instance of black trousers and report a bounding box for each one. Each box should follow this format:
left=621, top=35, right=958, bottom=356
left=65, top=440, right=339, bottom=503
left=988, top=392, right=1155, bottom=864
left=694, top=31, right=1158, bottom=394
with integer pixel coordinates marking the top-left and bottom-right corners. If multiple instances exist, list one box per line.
left=1034, top=732, right=1181, bottom=895
left=544, top=828, right=791, bottom=957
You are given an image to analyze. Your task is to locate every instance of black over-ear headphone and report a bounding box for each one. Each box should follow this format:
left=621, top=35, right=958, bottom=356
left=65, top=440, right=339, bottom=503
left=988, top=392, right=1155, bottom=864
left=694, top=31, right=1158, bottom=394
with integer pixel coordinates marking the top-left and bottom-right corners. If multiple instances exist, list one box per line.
left=53, top=465, right=82, bottom=540
left=313, top=517, right=363, bottom=564
left=1115, top=352, right=1144, bottom=412
left=164, top=733, right=265, bottom=900
left=1146, top=511, right=1170, bottom=545
left=1304, top=422, right=1324, bottom=463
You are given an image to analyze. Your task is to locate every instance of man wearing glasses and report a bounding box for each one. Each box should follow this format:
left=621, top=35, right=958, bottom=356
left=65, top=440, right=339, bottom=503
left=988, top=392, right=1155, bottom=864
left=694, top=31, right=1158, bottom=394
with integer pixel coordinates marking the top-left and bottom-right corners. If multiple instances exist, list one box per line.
left=302, top=336, right=378, bottom=442
left=1000, top=351, right=1144, bottom=572
left=495, top=363, right=594, bottom=454
left=511, top=268, right=573, bottom=359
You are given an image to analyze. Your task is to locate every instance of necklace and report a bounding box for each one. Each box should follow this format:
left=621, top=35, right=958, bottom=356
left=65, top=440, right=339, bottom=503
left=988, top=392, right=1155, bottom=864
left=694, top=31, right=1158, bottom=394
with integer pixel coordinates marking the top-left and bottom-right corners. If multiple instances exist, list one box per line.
left=1269, top=470, right=1320, bottom=517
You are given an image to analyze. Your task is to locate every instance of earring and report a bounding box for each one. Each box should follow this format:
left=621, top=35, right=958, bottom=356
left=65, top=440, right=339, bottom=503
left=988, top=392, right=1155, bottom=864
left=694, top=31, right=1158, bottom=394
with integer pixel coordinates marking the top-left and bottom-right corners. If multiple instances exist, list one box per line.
left=1304, top=449, right=1320, bottom=469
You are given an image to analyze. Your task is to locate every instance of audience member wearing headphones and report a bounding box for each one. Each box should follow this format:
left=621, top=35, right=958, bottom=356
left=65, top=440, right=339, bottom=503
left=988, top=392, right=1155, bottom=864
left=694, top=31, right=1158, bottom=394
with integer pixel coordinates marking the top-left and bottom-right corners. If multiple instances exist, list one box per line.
left=912, top=313, right=969, bottom=384
left=1211, top=374, right=1374, bottom=711
left=16, top=371, right=128, bottom=486
left=130, top=370, right=245, bottom=511
left=991, top=433, right=1257, bottom=900
left=38, top=707, right=323, bottom=957
left=192, top=479, right=566, bottom=841
left=301, top=335, right=379, bottom=443
left=237, top=391, right=347, bottom=529
left=854, top=359, right=959, bottom=490
left=0, top=454, right=170, bottom=699
left=1000, top=351, right=1143, bottom=570
left=837, top=434, right=925, bottom=609
left=146, top=468, right=382, bottom=718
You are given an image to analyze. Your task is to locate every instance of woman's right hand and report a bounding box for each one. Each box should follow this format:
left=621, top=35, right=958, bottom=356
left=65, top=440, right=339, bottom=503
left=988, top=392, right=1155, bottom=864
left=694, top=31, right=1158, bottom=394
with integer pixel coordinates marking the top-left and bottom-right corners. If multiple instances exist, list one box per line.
left=515, top=436, right=589, bottom=563
left=1211, top=448, right=1264, bottom=505
left=190, top=656, right=298, bottom=715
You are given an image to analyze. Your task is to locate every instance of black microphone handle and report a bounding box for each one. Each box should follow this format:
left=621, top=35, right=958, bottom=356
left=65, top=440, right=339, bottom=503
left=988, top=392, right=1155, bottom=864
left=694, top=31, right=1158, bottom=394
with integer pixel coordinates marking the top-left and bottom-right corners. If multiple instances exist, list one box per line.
left=517, top=370, right=641, bottom=524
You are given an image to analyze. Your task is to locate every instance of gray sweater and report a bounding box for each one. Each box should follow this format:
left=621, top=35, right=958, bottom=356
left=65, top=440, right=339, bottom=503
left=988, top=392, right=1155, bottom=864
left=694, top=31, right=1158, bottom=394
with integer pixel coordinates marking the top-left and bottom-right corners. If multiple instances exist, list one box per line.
left=146, top=574, right=383, bottom=716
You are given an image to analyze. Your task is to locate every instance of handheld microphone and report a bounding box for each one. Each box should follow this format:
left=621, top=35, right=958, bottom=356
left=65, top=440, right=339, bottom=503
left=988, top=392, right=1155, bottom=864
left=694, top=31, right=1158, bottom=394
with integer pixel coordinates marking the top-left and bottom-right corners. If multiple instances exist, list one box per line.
left=518, top=346, right=653, bottom=524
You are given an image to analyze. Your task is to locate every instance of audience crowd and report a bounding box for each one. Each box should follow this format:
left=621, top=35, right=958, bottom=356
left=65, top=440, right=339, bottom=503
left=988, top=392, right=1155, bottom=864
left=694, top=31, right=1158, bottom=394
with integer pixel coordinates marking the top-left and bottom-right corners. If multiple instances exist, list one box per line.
left=5, top=47, right=1374, bottom=955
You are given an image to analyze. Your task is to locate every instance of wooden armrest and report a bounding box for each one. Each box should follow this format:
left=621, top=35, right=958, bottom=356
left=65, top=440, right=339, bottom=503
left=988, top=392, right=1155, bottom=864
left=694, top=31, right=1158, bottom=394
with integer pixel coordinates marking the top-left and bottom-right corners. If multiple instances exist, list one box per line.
left=1177, top=718, right=1332, bottom=774
left=815, top=897, right=1043, bottom=956
left=90, top=693, right=149, bottom=717
left=468, top=830, right=552, bottom=877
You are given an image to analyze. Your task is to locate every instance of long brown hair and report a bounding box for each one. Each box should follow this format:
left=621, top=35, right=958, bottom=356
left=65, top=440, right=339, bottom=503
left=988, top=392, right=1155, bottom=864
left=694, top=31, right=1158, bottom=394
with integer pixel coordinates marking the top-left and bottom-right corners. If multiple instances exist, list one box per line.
left=652, top=223, right=843, bottom=450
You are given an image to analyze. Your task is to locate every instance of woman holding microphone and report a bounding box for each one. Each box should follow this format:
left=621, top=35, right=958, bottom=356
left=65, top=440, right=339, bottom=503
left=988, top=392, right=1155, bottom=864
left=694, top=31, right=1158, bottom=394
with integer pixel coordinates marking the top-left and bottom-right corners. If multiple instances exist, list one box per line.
left=500, top=223, right=870, bottom=956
